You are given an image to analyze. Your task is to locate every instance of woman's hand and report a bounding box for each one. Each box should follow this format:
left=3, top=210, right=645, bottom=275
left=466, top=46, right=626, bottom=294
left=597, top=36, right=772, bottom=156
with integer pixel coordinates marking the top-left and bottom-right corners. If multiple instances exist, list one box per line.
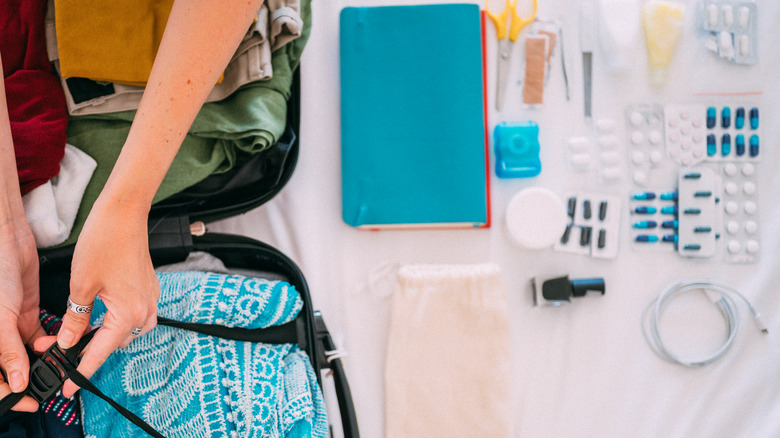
left=0, top=217, right=46, bottom=412
left=56, top=196, right=159, bottom=398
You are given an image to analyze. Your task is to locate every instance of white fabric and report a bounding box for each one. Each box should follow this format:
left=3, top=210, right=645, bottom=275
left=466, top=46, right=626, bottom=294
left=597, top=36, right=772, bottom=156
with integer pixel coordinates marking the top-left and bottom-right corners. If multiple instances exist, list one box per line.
left=210, top=1, right=780, bottom=437
left=385, top=264, right=512, bottom=438
left=22, top=144, right=97, bottom=248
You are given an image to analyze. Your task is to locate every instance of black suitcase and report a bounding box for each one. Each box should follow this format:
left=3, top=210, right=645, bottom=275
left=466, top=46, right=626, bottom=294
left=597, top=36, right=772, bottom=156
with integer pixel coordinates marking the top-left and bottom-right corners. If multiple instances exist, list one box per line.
left=32, top=69, right=360, bottom=438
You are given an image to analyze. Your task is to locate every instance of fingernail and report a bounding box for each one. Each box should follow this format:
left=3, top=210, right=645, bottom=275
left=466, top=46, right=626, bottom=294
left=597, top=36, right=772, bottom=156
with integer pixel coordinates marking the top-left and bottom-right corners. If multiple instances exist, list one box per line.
left=58, top=329, right=76, bottom=349
left=9, top=371, right=24, bottom=393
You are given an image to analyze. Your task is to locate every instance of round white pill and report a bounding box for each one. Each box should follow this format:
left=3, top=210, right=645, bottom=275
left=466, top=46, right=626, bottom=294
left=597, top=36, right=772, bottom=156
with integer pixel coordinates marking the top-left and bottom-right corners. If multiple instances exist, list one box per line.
left=724, top=163, right=737, bottom=176
left=630, top=112, right=644, bottom=126
left=725, top=202, right=739, bottom=215
left=742, top=162, right=755, bottom=176
left=633, top=171, right=647, bottom=185
left=693, top=149, right=704, bottom=158
left=692, top=118, right=703, bottom=128
left=669, top=133, right=679, bottom=143
left=681, top=125, right=692, bottom=136
left=725, top=182, right=738, bottom=195
left=744, top=201, right=757, bottom=215
left=692, top=132, right=703, bottom=142
left=726, top=221, right=740, bottom=234
left=745, top=220, right=758, bottom=234
left=746, top=240, right=759, bottom=254
left=649, top=131, right=662, bottom=144
left=743, top=182, right=756, bottom=195
left=632, top=151, right=645, bottom=164
left=681, top=139, right=692, bottom=150
left=681, top=155, right=692, bottom=166
left=668, top=118, right=679, bottom=128
left=631, top=131, right=644, bottom=145
left=727, top=240, right=741, bottom=254
left=650, top=150, right=663, bottom=164
left=680, top=110, right=689, bottom=120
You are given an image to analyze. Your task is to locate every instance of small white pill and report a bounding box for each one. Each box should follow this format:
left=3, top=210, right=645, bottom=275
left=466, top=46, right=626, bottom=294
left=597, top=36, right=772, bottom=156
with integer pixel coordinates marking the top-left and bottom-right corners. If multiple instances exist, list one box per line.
left=744, top=201, right=757, bottom=215
left=630, top=112, right=644, bottom=126
left=681, top=125, right=692, bottom=136
left=727, top=221, right=740, bottom=234
left=727, top=240, right=741, bottom=254
left=725, top=202, right=739, bottom=215
left=745, top=220, right=758, bottom=234
left=707, top=4, right=719, bottom=27
left=746, top=240, right=759, bottom=254
left=598, top=135, right=618, bottom=149
left=743, top=181, right=756, bottom=195
left=602, top=167, right=622, bottom=181
left=570, top=153, right=592, bottom=169
left=633, top=171, right=647, bottom=185
left=738, top=6, right=750, bottom=29
left=668, top=118, right=679, bottom=128
left=669, top=133, right=680, bottom=143
left=650, top=150, right=663, bottom=164
left=681, top=155, right=692, bottom=166
left=632, top=151, right=646, bottom=164
left=631, top=131, right=644, bottom=145
left=722, top=5, right=733, bottom=27
left=739, top=35, right=750, bottom=56
left=692, top=118, right=703, bottom=128
left=725, top=182, right=738, bottom=195
left=649, top=131, right=662, bottom=144
left=681, top=139, right=692, bottom=150
left=742, top=162, right=755, bottom=176
left=568, top=136, right=590, bottom=151
left=692, top=132, right=703, bottom=143
left=724, top=163, right=737, bottom=176
left=601, top=151, right=621, bottom=164
left=596, top=118, right=617, bottom=133
left=693, top=149, right=704, bottom=158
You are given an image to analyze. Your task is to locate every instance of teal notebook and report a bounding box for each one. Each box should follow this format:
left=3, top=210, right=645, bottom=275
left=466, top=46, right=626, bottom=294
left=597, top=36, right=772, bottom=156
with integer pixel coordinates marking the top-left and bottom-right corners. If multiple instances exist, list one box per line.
left=340, top=4, right=490, bottom=229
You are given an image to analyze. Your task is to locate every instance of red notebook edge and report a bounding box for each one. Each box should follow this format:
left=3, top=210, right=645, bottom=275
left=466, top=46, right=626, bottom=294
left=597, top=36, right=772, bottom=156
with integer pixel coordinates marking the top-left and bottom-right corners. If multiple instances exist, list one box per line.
left=480, top=10, right=492, bottom=229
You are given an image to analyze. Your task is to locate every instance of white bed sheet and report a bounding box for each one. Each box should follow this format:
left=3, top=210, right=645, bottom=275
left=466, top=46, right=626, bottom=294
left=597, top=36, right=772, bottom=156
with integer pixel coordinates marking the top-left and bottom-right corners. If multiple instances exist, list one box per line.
left=211, top=0, right=780, bottom=436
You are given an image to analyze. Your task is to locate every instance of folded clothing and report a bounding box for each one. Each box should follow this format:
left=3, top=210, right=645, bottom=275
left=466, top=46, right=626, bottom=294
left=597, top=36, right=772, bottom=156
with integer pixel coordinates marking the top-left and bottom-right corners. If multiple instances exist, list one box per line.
left=82, top=271, right=328, bottom=438
left=2, top=0, right=67, bottom=195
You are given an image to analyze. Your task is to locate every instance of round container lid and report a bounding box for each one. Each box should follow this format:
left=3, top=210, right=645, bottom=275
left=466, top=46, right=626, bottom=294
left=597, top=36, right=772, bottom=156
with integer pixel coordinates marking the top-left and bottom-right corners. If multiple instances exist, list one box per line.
left=505, top=187, right=567, bottom=249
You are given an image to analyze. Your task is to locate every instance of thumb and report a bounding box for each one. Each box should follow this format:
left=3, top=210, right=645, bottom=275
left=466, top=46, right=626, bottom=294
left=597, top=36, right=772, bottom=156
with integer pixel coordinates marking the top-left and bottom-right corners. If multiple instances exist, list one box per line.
left=57, top=294, right=95, bottom=349
left=0, top=315, right=30, bottom=393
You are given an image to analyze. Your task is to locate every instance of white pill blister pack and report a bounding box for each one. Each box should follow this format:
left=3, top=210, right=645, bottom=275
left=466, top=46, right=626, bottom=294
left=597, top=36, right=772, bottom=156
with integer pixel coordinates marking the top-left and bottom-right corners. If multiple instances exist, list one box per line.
left=698, top=0, right=758, bottom=65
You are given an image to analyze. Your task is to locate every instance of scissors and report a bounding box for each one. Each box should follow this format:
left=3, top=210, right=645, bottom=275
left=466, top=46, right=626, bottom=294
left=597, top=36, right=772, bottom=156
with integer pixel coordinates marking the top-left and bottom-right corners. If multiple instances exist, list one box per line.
left=485, top=0, right=538, bottom=110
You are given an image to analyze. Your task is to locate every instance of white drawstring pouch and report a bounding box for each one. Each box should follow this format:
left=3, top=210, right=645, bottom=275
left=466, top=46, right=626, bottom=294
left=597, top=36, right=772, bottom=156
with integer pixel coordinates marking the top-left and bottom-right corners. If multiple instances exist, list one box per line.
left=385, top=264, right=512, bottom=438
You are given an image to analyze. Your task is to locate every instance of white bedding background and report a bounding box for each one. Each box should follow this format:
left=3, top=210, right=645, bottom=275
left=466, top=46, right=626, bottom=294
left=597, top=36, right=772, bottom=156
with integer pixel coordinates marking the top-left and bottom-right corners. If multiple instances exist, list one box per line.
left=212, top=0, right=780, bottom=436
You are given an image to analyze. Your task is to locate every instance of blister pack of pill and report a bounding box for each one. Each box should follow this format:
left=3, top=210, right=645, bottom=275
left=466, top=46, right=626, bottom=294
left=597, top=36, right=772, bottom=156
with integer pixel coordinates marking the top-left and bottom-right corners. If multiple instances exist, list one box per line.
left=698, top=1, right=757, bottom=64
left=627, top=188, right=679, bottom=252
left=664, top=104, right=708, bottom=166
left=565, top=117, right=625, bottom=186
left=703, top=105, right=760, bottom=162
left=625, top=104, right=668, bottom=187
left=676, top=168, right=721, bottom=258
left=719, top=161, right=760, bottom=263
left=556, top=193, right=621, bottom=259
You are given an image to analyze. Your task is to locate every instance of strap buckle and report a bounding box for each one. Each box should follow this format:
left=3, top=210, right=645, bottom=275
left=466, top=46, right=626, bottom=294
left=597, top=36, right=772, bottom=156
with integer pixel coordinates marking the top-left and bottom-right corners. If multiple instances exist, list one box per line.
left=26, top=343, right=71, bottom=404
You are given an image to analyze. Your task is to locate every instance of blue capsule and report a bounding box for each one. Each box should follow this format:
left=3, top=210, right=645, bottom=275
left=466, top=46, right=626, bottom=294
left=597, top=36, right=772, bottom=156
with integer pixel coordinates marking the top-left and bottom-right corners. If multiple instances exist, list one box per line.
left=721, top=133, right=731, bottom=156
left=683, top=208, right=702, bottom=215
left=662, top=234, right=678, bottom=243
left=750, top=107, right=759, bottom=129
left=707, top=134, right=717, bottom=156
left=660, top=191, right=678, bottom=201
left=661, top=220, right=678, bottom=229
left=750, top=135, right=759, bottom=157
left=706, top=107, right=717, bottom=129
left=633, top=192, right=656, bottom=200
left=721, top=107, right=731, bottom=128
left=634, top=206, right=657, bottom=214
left=735, top=107, right=745, bottom=129
left=661, top=206, right=678, bottom=215
left=694, top=226, right=712, bottom=233
left=735, top=134, right=745, bottom=156
left=636, top=235, right=659, bottom=243
left=694, top=191, right=712, bottom=198
left=683, top=243, right=702, bottom=251
left=633, top=220, right=658, bottom=229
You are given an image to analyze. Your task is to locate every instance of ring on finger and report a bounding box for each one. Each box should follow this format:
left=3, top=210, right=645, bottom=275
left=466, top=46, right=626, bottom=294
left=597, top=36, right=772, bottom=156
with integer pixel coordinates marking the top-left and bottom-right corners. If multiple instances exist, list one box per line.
left=66, top=297, right=93, bottom=314
left=131, top=328, right=143, bottom=336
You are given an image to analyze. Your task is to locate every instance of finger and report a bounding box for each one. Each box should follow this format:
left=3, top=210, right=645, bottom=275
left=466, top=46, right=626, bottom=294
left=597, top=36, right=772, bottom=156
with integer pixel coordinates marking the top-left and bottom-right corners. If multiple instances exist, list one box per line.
left=57, top=296, right=95, bottom=349
left=61, top=326, right=126, bottom=398
left=32, top=335, right=56, bottom=354
left=118, top=315, right=157, bottom=348
left=0, top=315, right=30, bottom=394
left=0, top=382, right=38, bottom=412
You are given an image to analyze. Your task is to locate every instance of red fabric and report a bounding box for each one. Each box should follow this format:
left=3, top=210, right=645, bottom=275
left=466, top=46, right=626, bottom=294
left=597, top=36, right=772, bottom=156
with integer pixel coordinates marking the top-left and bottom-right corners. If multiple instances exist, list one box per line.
left=2, top=0, right=68, bottom=195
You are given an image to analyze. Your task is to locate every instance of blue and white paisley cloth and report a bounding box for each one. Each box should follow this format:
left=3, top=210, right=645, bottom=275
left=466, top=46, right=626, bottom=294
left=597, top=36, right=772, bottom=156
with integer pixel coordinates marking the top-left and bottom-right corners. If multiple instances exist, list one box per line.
left=80, top=271, right=328, bottom=438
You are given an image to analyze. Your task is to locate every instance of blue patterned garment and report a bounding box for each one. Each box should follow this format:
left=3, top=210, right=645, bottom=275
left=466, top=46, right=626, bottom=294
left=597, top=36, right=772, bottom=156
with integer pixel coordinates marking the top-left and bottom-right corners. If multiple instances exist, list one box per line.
left=80, top=271, right=328, bottom=438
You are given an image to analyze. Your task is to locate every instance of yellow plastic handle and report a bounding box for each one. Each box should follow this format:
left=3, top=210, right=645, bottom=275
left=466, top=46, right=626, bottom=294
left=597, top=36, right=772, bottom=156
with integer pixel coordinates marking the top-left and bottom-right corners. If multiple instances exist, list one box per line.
left=508, top=0, right=538, bottom=41
left=485, top=0, right=510, bottom=40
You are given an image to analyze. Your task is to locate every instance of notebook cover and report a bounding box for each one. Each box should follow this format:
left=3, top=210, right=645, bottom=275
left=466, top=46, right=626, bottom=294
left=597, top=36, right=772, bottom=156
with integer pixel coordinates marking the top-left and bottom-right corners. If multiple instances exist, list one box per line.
left=340, top=4, right=490, bottom=229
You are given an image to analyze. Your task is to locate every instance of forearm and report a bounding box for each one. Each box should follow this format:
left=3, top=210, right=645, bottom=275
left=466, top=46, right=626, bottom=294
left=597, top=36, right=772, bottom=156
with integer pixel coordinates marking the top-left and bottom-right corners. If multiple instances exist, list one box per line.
left=98, top=0, right=263, bottom=212
left=0, top=53, right=26, bottom=228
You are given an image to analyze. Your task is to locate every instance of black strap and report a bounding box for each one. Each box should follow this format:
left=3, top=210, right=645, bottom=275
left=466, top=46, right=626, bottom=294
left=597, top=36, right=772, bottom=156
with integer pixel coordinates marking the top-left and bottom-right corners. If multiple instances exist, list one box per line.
left=0, top=392, right=24, bottom=417
left=157, top=316, right=300, bottom=343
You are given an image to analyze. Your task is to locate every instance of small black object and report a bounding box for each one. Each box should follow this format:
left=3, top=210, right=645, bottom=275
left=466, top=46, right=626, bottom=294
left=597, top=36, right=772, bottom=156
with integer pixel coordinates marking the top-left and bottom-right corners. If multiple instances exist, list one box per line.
left=599, top=200, right=608, bottom=221
left=583, top=199, right=592, bottom=219
left=532, top=275, right=606, bottom=306
left=579, top=226, right=592, bottom=246
left=561, top=223, right=573, bottom=244
left=597, top=228, right=606, bottom=249
left=567, top=196, right=577, bottom=219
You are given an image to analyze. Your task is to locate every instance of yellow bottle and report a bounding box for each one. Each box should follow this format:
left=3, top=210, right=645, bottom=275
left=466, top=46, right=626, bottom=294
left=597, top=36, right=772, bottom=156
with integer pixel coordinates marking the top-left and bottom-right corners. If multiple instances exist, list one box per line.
left=642, top=0, right=685, bottom=86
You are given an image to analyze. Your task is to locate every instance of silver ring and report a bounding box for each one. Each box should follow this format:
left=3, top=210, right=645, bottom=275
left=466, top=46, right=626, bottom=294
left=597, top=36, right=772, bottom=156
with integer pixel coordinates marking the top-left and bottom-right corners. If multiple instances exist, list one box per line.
left=66, top=298, right=93, bottom=314
left=131, top=328, right=143, bottom=336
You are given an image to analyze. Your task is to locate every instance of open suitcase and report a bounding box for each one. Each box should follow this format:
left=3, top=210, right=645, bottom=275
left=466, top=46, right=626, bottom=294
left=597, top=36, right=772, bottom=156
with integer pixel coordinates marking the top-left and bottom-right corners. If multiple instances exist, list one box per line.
left=23, top=69, right=360, bottom=438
